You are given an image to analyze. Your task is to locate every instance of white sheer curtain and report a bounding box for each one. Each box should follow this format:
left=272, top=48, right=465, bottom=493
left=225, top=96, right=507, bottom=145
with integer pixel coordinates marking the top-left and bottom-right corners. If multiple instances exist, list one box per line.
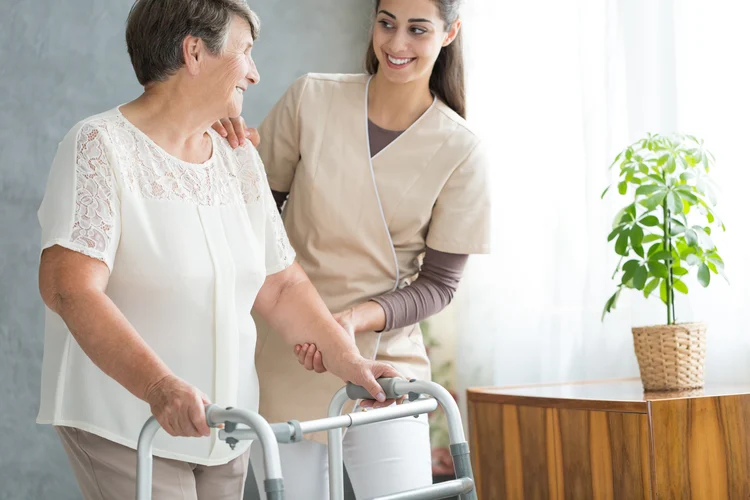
left=448, top=0, right=750, bottom=414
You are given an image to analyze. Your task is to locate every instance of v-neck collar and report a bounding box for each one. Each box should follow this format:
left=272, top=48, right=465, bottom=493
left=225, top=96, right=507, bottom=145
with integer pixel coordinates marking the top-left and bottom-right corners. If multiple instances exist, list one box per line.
left=364, top=75, right=437, bottom=161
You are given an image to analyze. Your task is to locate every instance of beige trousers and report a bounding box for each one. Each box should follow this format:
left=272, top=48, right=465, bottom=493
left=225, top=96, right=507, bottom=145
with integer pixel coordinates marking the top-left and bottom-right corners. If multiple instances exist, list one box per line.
left=56, top=426, right=250, bottom=500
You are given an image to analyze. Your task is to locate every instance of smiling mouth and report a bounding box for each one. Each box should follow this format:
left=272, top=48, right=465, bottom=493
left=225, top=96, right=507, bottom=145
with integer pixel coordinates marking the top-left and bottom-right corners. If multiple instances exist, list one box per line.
left=386, top=53, right=416, bottom=68
left=235, top=86, right=245, bottom=95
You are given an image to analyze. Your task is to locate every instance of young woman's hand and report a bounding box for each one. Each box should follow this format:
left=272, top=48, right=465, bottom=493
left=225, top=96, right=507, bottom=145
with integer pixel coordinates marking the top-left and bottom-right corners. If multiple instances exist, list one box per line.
left=294, top=302, right=388, bottom=372
left=211, top=116, right=260, bottom=149
left=294, top=308, right=354, bottom=373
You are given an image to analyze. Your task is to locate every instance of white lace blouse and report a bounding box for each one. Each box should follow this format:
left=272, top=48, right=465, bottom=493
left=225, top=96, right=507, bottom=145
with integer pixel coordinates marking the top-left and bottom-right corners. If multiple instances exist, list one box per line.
left=36, top=107, right=295, bottom=465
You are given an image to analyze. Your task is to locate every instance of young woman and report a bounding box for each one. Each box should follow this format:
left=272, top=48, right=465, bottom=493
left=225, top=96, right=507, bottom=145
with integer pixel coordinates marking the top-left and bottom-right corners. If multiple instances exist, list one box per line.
left=215, top=0, right=490, bottom=497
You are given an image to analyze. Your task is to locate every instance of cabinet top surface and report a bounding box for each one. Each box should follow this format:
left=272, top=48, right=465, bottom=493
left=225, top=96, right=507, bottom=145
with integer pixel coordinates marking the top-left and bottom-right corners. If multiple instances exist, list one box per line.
left=468, top=378, right=750, bottom=411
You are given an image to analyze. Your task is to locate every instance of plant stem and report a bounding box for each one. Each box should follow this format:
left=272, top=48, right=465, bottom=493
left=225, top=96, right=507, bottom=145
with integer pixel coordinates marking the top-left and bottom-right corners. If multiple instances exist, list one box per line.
left=662, top=200, right=674, bottom=325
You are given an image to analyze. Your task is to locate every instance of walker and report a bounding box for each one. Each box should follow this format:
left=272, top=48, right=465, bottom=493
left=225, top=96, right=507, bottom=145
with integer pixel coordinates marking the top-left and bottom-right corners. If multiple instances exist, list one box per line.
left=136, top=378, right=476, bottom=500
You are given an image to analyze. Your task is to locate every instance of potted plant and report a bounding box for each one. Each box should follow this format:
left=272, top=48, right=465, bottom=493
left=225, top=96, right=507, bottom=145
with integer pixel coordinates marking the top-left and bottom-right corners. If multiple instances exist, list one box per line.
left=601, top=133, right=726, bottom=391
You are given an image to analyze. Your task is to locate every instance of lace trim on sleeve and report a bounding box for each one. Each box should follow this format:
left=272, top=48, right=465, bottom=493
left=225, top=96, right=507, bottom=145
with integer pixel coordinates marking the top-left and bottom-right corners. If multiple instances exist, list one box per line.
left=71, top=124, right=117, bottom=257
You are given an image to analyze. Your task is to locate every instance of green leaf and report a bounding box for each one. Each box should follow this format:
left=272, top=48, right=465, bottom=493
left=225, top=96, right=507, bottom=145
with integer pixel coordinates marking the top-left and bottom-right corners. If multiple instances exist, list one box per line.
left=680, top=171, right=695, bottom=181
left=621, top=268, right=636, bottom=286
left=601, top=186, right=610, bottom=199
left=607, top=225, right=623, bottom=242
left=666, top=155, right=677, bottom=173
left=618, top=181, right=627, bottom=195
left=650, top=251, right=673, bottom=262
left=642, top=192, right=668, bottom=210
left=680, top=245, right=697, bottom=260
left=656, top=154, right=669, bottom=166
left=707, top=211, right=715, bottom=223
left=636, top=185, right=664, bottom=197
left=670, top=222, right=686, bottom=236
left=643, top=234, right=662, bottom=243
left=667, top=191, right=684, bottom=214
left=601, top=288, right=622, bottom=321
left=626, top=203, right=637, bottom=220
left=630, top=224, right=644, bottom=248
left=647, top=242, right=664, bottom=257
left=644, top=278, right=660, bottom=298
left=685, top=229, right=699, bottom=247
left=638, top=163, right=649, bottom=174
left=706, top=253, right=725, bottom=269
left=698, top=264, right=710, bottom=287
left=696, top=229, right=714, bottom=250
left=640, top=215, right=660, bottom=227
left=633, top=245, right=645, bottom=258
left=633, top=266, right=648, bottom=290
left=609, top=151, right=623, bottom=169
left=615, top=232, right=629, bottom=256
left=672, top=266, right=688, bottom=276
left=625, top=148, right=633, bottom=160
left=622, top=259, right=641, bottom=273
left=674, top=279, right=689, bottom=294
left=685, top=253, right=702, bottom=266
left=648, top=261, right=669, bottom=279
left=660, top=279, right=668, bottom=304
left=648, top=174, right=666, bottom=185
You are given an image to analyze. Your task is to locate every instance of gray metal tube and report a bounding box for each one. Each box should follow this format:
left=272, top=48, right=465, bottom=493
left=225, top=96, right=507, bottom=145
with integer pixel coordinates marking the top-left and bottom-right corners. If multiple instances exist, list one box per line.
left=368, top=477, right=474, bottom=500
left=298, top=414, right=352, bottom=436
left=392, top=380, right=465, bottom=443
left=135, top=416, right=162, bottom=500
left=327, top=388, right=350, bottom=500
left=450, top=443, right=477, bottom=500
left=218, top=400, right=437, bottom=443
left=136, top=406, right=284, bottom=500
left=305, top=398, right=438, bottom=435
left=390, top=380, right=477, bottom=500
left=205, top=406, right=283, bottom=482
left=347, top=399, right=437, bottom=426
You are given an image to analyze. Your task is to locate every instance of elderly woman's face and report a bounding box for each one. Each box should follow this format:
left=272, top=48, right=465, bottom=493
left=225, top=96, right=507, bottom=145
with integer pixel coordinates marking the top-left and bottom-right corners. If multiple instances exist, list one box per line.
left=203, top=16, right=259, bottom=119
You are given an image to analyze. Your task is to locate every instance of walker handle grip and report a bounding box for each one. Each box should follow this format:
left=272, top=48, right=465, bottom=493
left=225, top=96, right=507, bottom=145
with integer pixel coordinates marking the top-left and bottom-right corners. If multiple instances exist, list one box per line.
left=345, top=378, right=401, bottom=401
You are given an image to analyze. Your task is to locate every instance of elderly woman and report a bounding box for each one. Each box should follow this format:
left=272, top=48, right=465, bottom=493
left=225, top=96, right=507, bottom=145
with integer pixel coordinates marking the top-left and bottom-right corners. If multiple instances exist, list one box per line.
left=35, top=0, right=400, bottom=498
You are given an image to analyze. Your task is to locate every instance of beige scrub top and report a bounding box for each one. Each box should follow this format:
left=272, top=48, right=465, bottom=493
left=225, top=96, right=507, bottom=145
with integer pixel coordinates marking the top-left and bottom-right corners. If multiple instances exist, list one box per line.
left=254, top=73, right=491, bottom=443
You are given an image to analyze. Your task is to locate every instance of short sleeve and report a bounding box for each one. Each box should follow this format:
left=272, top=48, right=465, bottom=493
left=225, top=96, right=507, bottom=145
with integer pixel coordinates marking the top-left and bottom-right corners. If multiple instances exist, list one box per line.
left=425, top=140, right=491, bottom=255
left=235, top=143, right=296, bottom=275
left=38, top=122, right=121, bottom=271
left=256, top=74, right=310, bottom=192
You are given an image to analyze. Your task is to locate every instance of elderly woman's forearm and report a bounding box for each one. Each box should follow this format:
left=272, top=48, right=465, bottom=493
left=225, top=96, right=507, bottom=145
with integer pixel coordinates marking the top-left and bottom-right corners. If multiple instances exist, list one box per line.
left=255, top=269, right=358, bottom=358
left=49, top=289, right=173, bottom=401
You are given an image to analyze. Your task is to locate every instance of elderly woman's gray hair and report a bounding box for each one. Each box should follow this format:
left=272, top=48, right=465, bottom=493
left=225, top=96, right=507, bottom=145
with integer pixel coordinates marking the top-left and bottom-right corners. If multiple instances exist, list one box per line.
left=126, top=0, right=260, bottom=86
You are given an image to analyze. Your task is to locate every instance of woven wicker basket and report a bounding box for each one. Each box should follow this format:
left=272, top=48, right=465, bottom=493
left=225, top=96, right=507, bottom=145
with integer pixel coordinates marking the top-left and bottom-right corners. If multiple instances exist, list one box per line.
left=631, top=322, right=707, bottom=391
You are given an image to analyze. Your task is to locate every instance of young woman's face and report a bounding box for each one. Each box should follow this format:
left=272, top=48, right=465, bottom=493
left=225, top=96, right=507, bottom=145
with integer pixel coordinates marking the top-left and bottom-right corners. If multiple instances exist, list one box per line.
left=372, top=0, right=459, bottom=85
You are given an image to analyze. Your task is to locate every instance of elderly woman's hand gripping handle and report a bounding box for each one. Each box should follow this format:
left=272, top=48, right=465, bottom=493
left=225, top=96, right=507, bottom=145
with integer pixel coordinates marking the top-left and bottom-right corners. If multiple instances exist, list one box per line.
left=38, top=245, right=211, bottom=438
left=254, top=262, right=402, bottom=401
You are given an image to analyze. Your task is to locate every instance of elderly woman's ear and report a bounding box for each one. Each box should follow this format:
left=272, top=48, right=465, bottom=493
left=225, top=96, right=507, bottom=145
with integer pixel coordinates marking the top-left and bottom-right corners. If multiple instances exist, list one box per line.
left=212, top=116, right=259, bottom=149
left=182, top=35, right=206, bottom=77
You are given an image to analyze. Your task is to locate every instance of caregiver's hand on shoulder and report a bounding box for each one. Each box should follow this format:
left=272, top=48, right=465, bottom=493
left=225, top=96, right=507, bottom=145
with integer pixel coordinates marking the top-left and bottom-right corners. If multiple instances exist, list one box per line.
left=144, top=374, right=211, bottom=438
left=211, top=116, right=260, bottom=149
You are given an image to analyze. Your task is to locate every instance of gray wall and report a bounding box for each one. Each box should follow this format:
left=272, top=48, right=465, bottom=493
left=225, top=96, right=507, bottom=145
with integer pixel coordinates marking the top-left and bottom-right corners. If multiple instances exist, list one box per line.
left=0, top=1, right=371, bottom=498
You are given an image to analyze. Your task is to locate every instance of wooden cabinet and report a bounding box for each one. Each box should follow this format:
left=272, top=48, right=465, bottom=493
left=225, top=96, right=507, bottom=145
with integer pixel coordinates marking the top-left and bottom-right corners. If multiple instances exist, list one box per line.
left=467, top=379, right=750, bottom=499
